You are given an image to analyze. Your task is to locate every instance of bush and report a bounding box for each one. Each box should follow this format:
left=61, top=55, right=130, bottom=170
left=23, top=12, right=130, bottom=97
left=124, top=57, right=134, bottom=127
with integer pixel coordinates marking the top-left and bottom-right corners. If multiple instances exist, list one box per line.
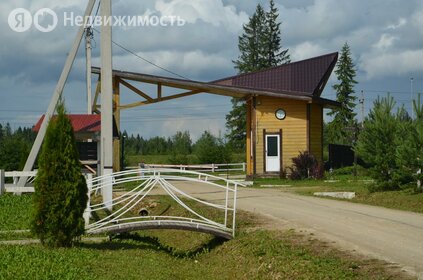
left=194, top=131, right=232, bottom=164
left=310, top=162, right=325, bottom=179
left=168, top=153, right=189, bottom=165
left=31, top=103, right=88, bottom=247
left=329, top=165, right=368, bottom=177
left=289, top=151, right=324, bottom=180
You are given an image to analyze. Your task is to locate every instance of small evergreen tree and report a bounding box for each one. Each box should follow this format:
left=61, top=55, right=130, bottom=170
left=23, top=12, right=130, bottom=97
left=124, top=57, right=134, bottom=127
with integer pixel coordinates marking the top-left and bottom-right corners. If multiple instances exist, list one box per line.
left=355, top=95, right=400, bottom=191
left=327, top=42, right=358, bottom=145
left=31, top=103, right=88, bottom=247
left=395, top=94, right=423, bottom=192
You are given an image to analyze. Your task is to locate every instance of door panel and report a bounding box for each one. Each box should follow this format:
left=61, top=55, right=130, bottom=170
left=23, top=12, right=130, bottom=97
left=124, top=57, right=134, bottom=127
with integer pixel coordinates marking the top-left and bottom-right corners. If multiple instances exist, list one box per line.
left=265, top=135, right=280, bottom=172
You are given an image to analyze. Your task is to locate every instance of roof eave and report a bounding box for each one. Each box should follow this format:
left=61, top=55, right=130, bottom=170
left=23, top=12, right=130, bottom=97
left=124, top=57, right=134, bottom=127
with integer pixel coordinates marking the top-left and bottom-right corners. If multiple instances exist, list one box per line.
left=312, top=97, right=341, bottom=108
left=92, top=67, right=314, bottom=102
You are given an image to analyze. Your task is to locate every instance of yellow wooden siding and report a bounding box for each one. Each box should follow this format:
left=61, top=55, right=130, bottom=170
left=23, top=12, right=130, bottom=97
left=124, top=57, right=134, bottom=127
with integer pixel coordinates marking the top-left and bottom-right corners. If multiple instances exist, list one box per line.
left=255, top=97, right=307, bottom=173
left=246, top=99, right=253, bottom=176
left=309, top=104, right=323, bottom=162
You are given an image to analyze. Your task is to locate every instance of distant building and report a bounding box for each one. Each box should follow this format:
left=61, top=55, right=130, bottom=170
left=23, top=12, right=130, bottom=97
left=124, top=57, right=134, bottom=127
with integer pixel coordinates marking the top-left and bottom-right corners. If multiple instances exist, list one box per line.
left=33, top=114, right=119, bottom=174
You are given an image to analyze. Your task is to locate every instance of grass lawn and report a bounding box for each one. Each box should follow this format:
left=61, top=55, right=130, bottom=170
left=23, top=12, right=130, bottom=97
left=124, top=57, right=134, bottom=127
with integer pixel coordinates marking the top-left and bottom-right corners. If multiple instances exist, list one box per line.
left=254, top=175, right=423, bottom=214
left=126, top=153, right=246, bottom=166
left=1, top=230, right=410, bottom=280
left=0, top=193, right=412, bottom=279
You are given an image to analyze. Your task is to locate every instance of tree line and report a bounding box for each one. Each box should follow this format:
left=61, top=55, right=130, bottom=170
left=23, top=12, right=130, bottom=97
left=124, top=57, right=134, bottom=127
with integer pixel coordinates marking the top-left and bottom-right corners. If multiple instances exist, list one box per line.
left=123, top=130, right=232, bottom=164
left=0, top=123, right=35, bottom=171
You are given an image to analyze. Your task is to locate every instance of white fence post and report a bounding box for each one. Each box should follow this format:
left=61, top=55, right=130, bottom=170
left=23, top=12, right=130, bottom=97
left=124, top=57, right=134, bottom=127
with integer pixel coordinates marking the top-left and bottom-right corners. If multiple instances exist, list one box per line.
left=84, top=174, right=93, bottom=227
left=0, top=170, right=5, bottom=195
left=242, top=162, right=246, bottom=172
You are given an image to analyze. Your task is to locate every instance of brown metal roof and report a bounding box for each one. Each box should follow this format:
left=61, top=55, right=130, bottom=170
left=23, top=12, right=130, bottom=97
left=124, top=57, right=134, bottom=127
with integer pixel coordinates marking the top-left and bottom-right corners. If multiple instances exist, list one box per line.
left=213, top=52, right=338, bottom=97
left=91, top=52, right=339, bottom=107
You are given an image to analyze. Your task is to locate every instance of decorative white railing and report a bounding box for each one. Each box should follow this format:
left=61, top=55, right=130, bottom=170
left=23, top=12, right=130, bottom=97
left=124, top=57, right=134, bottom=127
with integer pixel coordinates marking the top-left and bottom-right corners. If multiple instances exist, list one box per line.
left=85, top=169, right=242, bottom=238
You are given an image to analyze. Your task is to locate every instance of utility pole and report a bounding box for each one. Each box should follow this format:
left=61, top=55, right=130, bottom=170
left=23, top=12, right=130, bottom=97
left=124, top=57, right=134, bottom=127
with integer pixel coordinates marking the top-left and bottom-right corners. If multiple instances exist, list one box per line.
left=411, top=77, right=414, bottom=119
left=100, top=0, right=114, bottom=210
left=86, top=27, right=93, bottom=115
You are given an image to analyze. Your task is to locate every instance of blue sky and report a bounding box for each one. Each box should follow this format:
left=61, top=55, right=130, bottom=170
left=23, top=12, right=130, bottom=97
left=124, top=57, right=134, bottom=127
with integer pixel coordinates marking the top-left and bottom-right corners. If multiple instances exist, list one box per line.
left=0, top=0, right=422, bottom=140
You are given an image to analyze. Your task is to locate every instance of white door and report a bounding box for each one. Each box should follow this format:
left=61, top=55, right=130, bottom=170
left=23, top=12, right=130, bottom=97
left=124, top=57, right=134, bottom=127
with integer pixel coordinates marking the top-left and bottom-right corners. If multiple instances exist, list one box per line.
left=265, top=135, right=280, bottom=172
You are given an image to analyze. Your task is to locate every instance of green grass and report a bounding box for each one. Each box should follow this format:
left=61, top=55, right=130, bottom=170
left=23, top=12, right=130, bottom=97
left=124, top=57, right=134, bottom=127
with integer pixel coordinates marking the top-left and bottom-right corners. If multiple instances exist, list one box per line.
left=0, top=192, right=412, bottom=279
left=254, top=175, right=423, bottom=213
left=127, top=154, right=181, bottom=165
left=0, top=194, right=33, bottom=231
left=126, top=153, right=245, bottom=166
left=0, top=230, right=409, bottom=280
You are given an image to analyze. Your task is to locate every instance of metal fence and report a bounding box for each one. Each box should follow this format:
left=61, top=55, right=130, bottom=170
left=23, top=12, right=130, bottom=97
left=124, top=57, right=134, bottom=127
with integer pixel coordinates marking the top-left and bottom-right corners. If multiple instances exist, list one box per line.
left=128, top=163, right=247, bottom=173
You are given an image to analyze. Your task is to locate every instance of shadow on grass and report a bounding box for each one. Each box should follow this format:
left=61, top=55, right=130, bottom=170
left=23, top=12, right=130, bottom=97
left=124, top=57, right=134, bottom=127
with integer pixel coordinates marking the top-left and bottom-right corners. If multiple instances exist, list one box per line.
left=79, top=232, right=226, bottom=258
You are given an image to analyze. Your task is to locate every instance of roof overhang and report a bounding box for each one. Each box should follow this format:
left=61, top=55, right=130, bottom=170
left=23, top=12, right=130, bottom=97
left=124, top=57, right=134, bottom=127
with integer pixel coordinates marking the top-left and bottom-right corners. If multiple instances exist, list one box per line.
left=312, top=97, right=341, bottom=108
left=92, top=67, right=318, bottom=102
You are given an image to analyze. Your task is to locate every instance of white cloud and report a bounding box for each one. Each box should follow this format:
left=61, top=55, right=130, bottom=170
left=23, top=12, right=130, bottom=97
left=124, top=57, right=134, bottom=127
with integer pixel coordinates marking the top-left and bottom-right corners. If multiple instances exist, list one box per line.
left=111, top=50, right=232, bottom=80
left=155, top=0, right=249, bottom=33
left=386, top=17, right=407, bottom=30
left=360, top=49, right=423, bottom=79
left=411, top=9, right=423, bottom=35
left=290, top=41, right=326, bottom=61
left=373, top=33, right=397, bottom=50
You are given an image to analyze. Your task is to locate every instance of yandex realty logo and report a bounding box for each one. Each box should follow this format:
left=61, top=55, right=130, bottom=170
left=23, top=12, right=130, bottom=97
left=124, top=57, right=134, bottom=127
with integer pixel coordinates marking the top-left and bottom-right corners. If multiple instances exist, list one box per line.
left=8, top=8, right=58, bottom=33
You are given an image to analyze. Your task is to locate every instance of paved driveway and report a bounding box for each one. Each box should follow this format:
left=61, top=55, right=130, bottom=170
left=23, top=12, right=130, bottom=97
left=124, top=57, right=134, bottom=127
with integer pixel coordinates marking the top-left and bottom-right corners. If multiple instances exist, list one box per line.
left=173, top=182, right=423, bottom=278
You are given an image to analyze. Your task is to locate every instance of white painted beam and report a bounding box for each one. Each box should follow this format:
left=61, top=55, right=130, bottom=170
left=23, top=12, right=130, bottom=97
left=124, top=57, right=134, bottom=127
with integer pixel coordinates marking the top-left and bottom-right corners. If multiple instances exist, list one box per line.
left=86, top=27, right=93, bottom=115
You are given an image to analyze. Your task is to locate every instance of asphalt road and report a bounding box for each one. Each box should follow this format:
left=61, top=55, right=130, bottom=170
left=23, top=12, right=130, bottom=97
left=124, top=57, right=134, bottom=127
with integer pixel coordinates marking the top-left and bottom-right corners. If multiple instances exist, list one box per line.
left=173, top=182, right=423, bottom=278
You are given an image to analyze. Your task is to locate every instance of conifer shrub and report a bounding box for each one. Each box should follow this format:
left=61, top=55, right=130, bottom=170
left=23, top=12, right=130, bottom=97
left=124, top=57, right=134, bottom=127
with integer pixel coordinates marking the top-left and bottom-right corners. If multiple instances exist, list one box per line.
left=356, top=94, right=423, bottom=192
left=31, top=103, right=88, bottom=247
